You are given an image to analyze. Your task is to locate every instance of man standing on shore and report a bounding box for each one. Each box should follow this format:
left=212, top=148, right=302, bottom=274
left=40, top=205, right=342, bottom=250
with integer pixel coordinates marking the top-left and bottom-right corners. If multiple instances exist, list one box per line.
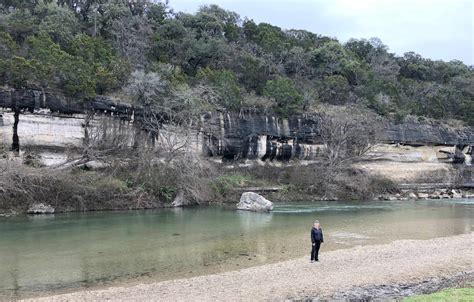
left=311, top=220, right=324, bottom=262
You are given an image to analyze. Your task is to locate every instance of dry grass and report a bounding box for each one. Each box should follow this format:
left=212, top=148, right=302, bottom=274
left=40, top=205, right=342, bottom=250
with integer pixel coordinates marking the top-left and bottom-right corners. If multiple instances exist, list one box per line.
left=230, top=163, right=399, bottom=200
left=0, top=161, right=158, bottom=213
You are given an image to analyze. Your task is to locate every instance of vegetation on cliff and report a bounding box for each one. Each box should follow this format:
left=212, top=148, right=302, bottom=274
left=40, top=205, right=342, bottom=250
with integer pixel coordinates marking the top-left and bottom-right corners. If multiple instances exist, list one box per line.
left=0, top=0, right=472, bottom=124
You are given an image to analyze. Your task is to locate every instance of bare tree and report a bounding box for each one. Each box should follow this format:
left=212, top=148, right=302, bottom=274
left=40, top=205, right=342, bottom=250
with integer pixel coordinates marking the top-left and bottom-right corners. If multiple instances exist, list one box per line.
left=83, top=114, right=135, bottom=161
left=317, top=106, right=381, bottom=166
left=125, top=72, right=217, bottom=204
left=54, top=113, right=136, bottom=169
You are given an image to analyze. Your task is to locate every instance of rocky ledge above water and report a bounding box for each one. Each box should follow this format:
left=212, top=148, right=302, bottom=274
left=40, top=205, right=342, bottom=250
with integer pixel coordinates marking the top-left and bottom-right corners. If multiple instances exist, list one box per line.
left=1, top=88, right=473, bottom=163
left=377, top=189, right=474, bottom=201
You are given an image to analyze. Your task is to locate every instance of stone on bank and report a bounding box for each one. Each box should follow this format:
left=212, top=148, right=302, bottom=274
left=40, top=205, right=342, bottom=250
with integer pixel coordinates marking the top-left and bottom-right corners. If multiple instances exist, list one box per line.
left=237, top=192, right=273, bottom=212
left=27, top=203, right=55, bottom=214
left=171, top=191, right=193, bottom=207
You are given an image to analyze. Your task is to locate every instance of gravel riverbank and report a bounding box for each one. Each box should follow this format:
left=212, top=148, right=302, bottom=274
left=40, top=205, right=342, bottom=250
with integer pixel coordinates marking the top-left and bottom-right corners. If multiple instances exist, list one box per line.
left=23, top=233, right=473, bottom=302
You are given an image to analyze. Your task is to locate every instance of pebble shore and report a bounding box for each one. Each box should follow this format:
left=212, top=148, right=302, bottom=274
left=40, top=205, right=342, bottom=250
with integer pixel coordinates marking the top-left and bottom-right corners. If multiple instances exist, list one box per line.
left=22, top=233, right=473, bottom=302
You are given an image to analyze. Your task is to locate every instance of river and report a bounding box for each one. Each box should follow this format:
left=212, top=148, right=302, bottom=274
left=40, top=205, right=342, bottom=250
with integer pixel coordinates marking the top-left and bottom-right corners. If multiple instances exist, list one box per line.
left=0, top=199, right=472, bottom=299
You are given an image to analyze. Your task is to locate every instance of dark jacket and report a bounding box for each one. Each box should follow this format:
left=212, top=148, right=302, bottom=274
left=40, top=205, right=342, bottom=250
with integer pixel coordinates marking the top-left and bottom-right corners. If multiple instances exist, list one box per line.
left=311, top=227, right=324, bottom=243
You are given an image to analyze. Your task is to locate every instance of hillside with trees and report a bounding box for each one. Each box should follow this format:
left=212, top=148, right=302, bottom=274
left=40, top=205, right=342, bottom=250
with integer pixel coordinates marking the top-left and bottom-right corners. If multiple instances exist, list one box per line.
left=0, top=0, right=473, bottom=125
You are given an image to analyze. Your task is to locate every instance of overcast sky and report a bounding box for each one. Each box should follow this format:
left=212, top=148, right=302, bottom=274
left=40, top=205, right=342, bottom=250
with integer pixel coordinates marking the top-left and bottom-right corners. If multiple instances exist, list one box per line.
left=169, top=0, right=473, bottom=65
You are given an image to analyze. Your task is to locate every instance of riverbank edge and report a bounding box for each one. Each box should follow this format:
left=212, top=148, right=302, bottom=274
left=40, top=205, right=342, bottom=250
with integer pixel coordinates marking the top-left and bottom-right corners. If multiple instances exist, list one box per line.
left=1, top=189, right=473, bottom=217
left=1, top=191, right=473, bottom=217
left=21, top=233, right=473, bottom=302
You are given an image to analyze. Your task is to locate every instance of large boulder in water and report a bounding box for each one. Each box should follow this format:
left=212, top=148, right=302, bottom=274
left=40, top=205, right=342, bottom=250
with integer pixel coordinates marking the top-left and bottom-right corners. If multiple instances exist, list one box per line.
left=27, top=203, right=55, bottom=214
left=237, top=192, right=273, bottom=212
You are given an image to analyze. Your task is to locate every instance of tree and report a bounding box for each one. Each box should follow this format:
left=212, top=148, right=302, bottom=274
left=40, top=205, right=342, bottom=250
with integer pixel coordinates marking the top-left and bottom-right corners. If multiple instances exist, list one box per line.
left=242, top=18, right=258, bottom=41
left=341, top=59, right=367, bottom=86
left=2, top=0, right=54, bottom=11
left=125, top=70, right=170, bottom=106
left=284, top=46, right=311, bottom=80
left=190, top=35, right=227, bottom=72
left=0, top=31, right=18, bottom=58
left=255, top=23, right=290, bottom=55
left=2, top=8, right=38, bottom=44
left=197, top=67, right=242, bottom=111
left=146, top=1, right=168, bottom=26
left=1, top=56, right=46, bottom=89
left=235, top=52, right=271, bottom=94
left=369, top=51, right=400, bottom=83
left=194, top=5, right=241, bottom=41
left=398, top=52, right=430, bottom=81
left=57, top=0, right=102, bottom=22
left=317, top=107, right=380, bottom=166
left=263, top=77, right=302, bottom=115
left=125, top=69, right=208, bottom=163
left=310, top=41, right=347, bottom=76
left=169, top=23, right=231, bottom=75
left=151, top=18, right=188, bottom=63
left=0, top=0, right=472, bottom=125
left=17, top=30, right=127, bottom=96
left=70, top=34, right=129, bottom=93
left=311, top=40, right=369, bottom=86
left=286, top=29, right=323, bottom=49
left=35, top=1, right=79, bottom=47
left=320, top=75, right=352, bottom=105
left=344, top=38, right=374, bottom=62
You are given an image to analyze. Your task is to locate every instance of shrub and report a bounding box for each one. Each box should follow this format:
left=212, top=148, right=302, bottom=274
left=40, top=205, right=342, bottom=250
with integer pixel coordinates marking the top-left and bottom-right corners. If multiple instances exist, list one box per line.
left=0, top=162, right=158, bottom=213
left=22, top=148, right=43, bottom=167
left=209, top=173, right=253, bottom=197
left=285, top=164, right=398, bottom=200
left=159, top=186, right=176, bottom=203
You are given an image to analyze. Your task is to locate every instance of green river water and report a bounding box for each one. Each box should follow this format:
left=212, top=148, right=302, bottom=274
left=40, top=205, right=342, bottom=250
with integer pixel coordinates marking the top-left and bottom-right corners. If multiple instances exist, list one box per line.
left=0, top=199, right=472, bottom=299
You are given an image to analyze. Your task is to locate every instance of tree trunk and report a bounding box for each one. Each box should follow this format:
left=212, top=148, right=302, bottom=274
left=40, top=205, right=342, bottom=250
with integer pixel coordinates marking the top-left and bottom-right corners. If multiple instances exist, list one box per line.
left=11, top=110, right=20, bottom=154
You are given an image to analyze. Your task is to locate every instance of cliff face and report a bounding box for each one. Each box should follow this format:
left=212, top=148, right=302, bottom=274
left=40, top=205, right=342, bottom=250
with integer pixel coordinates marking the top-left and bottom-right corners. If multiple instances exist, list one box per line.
left=200, top=113, right=473, bottom=161
left=0, top=89, right=133, bottom=116
left=1, top=88, right=473, bottom=164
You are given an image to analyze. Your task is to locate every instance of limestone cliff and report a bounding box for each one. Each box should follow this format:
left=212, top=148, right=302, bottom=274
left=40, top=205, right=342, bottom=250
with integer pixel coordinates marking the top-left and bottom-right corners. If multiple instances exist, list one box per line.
left=1, top=88, right=473, bottom=182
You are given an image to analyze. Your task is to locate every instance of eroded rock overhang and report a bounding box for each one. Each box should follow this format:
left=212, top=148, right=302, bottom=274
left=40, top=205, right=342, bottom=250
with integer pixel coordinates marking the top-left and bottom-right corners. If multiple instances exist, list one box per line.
left=1, top=88, right=473, bottom=163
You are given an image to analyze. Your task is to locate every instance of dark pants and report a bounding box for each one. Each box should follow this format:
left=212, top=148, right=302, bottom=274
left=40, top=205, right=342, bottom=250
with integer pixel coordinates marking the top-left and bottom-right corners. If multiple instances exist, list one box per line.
left=311, top=241, right=321, bottom=261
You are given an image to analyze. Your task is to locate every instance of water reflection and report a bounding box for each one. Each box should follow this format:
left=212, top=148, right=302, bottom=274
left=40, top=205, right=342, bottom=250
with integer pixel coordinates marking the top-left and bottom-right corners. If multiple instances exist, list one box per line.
left=237, top=210, right=273, bottom=231
left=0, top=200, right=472, bottom=299
left=26, top=214, right=55, bottom=221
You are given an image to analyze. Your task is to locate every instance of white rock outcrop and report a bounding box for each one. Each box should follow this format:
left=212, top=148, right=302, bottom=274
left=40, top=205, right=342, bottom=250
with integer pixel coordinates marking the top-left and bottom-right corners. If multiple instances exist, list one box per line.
left=27, top=203, right=55, bottom=214
left=171, top=191, right=188, bottom=207
left=237, top=192, right=273, bottom=212
left=450, top=189, right=462, bottom=199
left=417, top=193, right=429, bottom=199
left=408, top=192, right=418, bottom=199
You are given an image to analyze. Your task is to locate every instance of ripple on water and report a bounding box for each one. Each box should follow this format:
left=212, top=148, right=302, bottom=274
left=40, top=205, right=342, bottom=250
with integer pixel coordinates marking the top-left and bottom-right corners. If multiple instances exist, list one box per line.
left=272, top=204, right=393, bottom=214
